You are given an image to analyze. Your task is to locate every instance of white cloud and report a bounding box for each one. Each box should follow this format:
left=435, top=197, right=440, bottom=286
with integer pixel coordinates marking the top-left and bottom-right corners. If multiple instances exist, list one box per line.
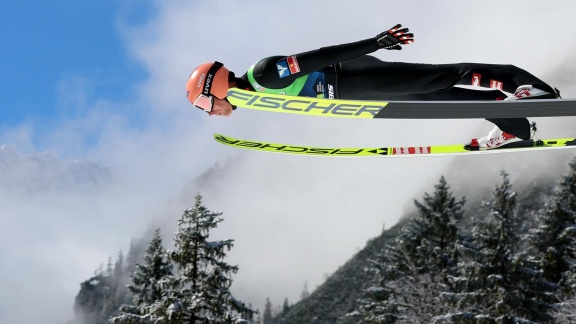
left=118, top=0, right=576, bottom=309
left=2, top=1, right=576, bottom=323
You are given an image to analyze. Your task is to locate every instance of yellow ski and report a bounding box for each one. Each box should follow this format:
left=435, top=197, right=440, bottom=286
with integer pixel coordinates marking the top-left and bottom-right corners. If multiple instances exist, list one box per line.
left=227, top=88, right=576, bottom=119
left=214, top=134, right=576, bottom=157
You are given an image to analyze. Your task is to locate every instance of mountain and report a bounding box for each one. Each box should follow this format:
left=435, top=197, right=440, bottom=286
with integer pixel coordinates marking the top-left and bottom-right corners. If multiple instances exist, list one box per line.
left=68, top=151, right=576, bottom=323
left=274, top=174, right=560, bottom=323
left=0, top=144, right=113, bottom=193
left=271, top=149, right=574, bottom=323
left=274, top=218, right=409, bottom=324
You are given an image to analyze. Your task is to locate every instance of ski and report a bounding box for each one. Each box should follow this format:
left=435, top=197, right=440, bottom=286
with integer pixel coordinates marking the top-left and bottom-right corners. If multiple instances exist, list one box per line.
left=214, top=134, right=576, bottom=157
left=227, top=88, right=576, bottom=119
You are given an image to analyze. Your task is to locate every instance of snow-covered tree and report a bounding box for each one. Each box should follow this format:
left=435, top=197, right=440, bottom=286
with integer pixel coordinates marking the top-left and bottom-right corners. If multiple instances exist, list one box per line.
left=114, top=250, right=125, bottom=282
left=150, top=194, right=255, bottom=323
left=554, top=293, right=576, bottom=322
left=407, top=176, right=466, bottom=276
left=262, top=298, right=273, bottom=324
left=358, top=176, right=466, bottom=323
left=111, top=228, right=173, bottom=323
left=281, top=298, right=290, bottom=316
left=441, top=171, right=555, bottom=323
left=300, top=281, right=310, bottom=300
left=529, top=158, right=576, bottom=295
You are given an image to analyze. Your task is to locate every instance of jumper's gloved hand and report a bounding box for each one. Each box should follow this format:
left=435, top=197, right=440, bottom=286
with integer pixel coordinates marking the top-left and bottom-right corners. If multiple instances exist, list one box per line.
left=376, top=24, right=414, bottom=50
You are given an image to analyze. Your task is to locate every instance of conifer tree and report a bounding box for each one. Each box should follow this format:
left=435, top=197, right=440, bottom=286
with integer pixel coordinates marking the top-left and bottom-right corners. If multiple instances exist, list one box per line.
left=529, top=158, right=576, bottom=294
left=553, top=294, right=576, bottom=321
left=151, top=194, right=255, bottom=323
left=114, top=250, right=125, bottom=282
left=281, top=298, right=290, bottom=315
left=300, top=281, right=310, bottom=300
left=111, top=228, right=173, bottom=323
left=442, top=171, right=555, bottom=323
left=408, top=176, right=466, bottom=275
left=262, top=298, right=273, bottom=324
left=358, top=176, right=466, bottom=323
left=112, top=250, right=130, bottom=309
left=106, top=256, right=114, bottom=276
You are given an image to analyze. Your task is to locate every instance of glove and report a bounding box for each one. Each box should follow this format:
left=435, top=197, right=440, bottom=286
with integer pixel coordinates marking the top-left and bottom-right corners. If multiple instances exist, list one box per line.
left=376, top=24, right=414, bottom=50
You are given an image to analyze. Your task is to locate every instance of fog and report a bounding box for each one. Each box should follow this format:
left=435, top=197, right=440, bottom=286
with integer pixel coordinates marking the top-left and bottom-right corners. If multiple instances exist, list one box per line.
left=1, top=1, right=576, bottom=323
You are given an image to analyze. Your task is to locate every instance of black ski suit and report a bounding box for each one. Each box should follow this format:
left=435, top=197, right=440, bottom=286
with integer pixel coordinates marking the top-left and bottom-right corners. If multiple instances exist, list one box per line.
left=236, top=36, right=558, bottom=140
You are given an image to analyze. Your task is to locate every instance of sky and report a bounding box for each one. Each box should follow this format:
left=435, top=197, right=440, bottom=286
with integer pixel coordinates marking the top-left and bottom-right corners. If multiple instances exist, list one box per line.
left=2, top=0, right=576, bottom=323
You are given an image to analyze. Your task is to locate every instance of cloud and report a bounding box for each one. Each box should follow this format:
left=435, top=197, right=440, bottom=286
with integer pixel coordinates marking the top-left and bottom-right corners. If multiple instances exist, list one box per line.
left=2, top=1, right=576, bottom=323
left=121, top=0, right=576, bottom=308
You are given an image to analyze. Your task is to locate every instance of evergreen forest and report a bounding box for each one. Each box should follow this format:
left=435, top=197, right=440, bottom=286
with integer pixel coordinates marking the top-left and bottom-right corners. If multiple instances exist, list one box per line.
left=69, top=159, right=576, bottom=323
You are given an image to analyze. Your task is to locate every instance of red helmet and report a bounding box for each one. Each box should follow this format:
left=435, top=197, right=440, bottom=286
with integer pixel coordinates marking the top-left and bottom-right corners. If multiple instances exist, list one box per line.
left=186, top=61, right=231, bottom=112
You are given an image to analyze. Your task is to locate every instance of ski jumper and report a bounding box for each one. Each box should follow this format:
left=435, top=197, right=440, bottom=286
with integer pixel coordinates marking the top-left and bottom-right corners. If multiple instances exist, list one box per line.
left=236, top=37, right=558, bottom=140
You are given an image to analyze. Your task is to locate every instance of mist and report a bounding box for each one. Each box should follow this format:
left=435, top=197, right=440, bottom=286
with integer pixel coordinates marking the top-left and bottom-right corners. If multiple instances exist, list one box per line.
left=1, top=1, right=576, bottom=323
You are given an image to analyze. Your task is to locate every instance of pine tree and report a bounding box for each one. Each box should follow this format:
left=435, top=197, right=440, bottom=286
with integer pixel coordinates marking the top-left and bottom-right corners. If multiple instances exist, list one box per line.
left=281, top=298, right=290, bottom=315
left=442, top=171, right=555, bottom=323
left=529, top=158, right=576, bottom=295
left=358, top=176, right=466, bottom=323
left=262, top=298, right=273, bottom=324
left=408, top=176, right=465, bottom=275
left=111, top=250, right=131, bottom=311
left=151, top=194, right=255, bottom=323
left=114, top=250, right=125, bottom=282
left=106, top=256, right=114, bottom=276
left=553, top=294, right=576, bottom=322
left=300, top=281, right=310, bottom=300
left=111, top=228, right=173, bottom=323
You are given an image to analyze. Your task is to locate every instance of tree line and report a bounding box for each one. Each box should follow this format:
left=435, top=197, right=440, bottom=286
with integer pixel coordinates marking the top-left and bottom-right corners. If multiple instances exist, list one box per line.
left=72, top=158, right=576, bottom=323
left=351, top=160, right=576, bottom=323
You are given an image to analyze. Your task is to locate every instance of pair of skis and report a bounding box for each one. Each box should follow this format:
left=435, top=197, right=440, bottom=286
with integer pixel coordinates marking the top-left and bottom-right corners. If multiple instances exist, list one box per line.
left=214, top=88, right=576, bottom=157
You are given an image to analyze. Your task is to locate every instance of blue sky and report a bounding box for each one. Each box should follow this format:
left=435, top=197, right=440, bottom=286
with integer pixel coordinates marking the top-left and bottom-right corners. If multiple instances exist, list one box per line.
left=0, top=1, right=149, bottom=129
left=2, top=1, right=576, bottom=323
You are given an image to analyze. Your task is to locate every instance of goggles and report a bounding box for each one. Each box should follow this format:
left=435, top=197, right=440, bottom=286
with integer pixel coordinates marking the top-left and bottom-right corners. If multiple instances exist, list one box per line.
left=193, top=95, right=237, bottom=114
left=194, top=94, right=214, bottom=113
